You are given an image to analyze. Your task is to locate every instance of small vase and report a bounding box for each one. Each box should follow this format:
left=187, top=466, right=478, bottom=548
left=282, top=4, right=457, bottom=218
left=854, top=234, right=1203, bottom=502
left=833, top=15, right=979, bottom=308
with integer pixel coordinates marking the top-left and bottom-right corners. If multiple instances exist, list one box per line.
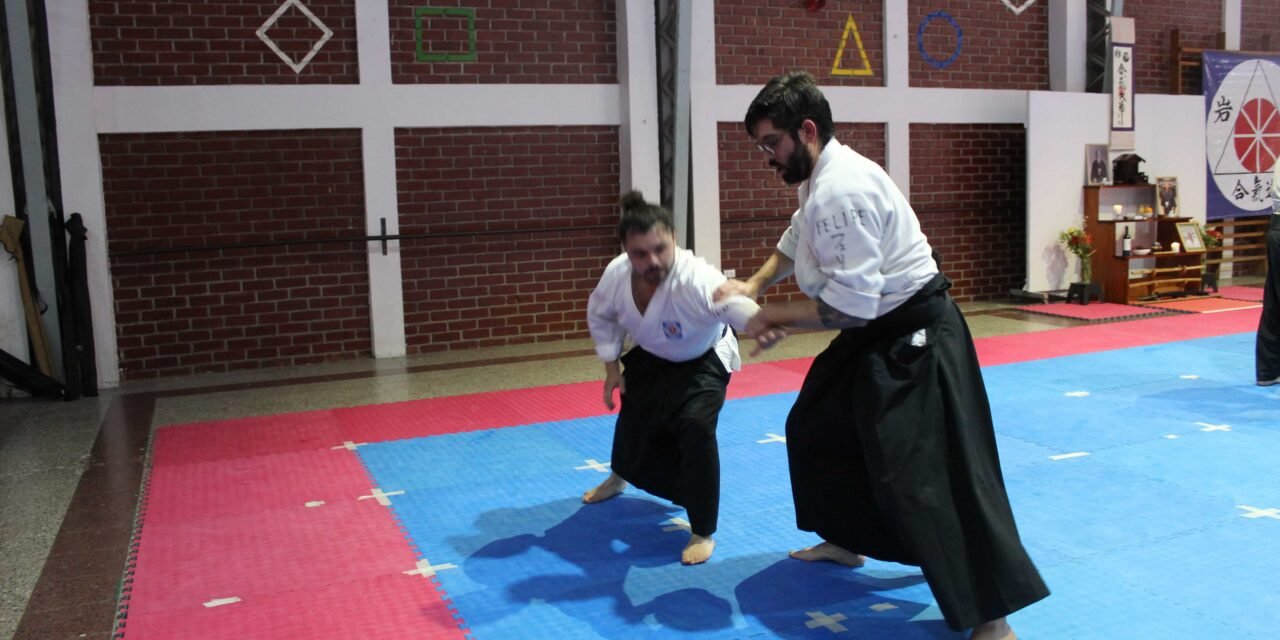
left=1081, top=260, right=1092, bottom=284
left=1202, top=258, right=1220, bottom=293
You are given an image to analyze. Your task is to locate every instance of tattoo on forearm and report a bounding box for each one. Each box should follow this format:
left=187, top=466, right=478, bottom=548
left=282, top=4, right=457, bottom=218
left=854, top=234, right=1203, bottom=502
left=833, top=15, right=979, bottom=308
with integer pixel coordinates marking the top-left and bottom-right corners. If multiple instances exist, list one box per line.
left=817, top=299, right=867, bottom=329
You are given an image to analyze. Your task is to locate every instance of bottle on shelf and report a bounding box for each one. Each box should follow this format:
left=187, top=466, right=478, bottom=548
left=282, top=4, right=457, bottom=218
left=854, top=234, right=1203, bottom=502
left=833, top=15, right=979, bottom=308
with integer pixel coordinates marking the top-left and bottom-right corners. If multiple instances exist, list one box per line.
left=1122, top=226, right=1132, bottom=257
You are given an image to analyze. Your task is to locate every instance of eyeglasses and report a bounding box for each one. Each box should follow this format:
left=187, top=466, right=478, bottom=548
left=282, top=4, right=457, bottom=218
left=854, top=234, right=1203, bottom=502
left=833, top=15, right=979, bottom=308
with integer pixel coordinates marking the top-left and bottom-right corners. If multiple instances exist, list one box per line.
left=756, top=133, right=784, bottom=156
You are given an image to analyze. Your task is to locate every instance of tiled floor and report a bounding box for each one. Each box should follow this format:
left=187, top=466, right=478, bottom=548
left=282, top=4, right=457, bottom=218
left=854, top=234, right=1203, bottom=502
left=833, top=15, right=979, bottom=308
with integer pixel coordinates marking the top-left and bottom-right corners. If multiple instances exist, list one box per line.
left=0, top=286, right=1259, bottom=640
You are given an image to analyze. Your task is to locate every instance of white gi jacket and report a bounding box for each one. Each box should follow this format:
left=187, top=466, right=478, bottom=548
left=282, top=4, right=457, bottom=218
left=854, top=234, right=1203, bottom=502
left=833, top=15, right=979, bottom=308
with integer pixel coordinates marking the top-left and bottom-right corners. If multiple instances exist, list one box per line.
left=777, top=139, right=938, bottom=320
left=588, top=248, right=758, bottom=372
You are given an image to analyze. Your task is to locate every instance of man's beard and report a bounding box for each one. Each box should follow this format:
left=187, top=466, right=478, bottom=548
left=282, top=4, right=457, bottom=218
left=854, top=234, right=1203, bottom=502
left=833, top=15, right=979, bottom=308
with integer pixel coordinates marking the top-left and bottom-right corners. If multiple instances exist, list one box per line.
left=772, top=142, right=814, bottom=185
left=641, top=265, right=667, bottom=285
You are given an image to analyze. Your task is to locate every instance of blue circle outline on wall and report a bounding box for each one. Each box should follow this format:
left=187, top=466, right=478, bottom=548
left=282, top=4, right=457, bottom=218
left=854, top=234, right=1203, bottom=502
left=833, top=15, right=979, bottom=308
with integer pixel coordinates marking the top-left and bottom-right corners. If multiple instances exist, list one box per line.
left=917, top=11, right=963, bottom=70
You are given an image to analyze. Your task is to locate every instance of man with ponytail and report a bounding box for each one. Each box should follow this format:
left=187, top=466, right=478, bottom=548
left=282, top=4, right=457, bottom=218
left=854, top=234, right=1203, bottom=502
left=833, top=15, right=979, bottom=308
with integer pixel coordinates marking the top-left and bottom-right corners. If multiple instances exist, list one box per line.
left=583, top=190, right=759, bottom=565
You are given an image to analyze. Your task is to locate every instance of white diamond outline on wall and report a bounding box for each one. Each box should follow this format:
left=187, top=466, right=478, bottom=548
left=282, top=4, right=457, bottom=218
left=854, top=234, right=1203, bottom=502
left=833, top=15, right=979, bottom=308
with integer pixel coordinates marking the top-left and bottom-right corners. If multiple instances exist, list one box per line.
left=1000, top=0, right=1038, bottom=15
left=256, top=0, right=335, bottom=74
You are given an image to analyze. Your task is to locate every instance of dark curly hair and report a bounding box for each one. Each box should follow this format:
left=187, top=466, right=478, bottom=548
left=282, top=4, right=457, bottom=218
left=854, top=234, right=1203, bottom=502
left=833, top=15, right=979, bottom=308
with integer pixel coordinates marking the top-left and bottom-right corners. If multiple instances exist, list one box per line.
left=743, top=71, right=834, bottom=145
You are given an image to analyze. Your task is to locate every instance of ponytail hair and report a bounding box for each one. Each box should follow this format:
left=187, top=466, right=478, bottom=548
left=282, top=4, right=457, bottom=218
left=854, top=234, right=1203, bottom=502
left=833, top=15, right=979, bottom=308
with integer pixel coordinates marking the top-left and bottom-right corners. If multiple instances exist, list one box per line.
left=616, top=190, right=674, bottom=242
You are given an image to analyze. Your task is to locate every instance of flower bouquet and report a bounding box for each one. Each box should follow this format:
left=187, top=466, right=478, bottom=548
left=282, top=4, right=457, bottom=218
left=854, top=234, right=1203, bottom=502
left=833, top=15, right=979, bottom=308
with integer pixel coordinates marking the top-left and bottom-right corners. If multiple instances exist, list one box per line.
left=1059, top=226, right=1096, bottom=283
left=1197, top=222, right=1223, bottom=249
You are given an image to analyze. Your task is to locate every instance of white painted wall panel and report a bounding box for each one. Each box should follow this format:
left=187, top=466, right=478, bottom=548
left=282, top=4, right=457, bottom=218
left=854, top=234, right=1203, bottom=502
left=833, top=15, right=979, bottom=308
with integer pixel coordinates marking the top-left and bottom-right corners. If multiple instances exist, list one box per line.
left=1026, top=91, right=1205, bottom=292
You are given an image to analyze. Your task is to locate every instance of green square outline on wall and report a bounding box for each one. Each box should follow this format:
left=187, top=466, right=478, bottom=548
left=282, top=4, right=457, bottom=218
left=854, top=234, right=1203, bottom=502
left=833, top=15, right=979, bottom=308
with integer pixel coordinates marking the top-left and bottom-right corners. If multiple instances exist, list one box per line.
left=415, top=7, right=477, bottom=62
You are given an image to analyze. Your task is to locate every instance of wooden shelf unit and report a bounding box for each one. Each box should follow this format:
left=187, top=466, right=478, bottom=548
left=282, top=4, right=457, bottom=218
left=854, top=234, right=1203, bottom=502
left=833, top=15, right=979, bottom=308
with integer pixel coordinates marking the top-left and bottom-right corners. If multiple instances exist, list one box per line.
left=1205, top=216, right=1271, bottom=278
left=1169, top=29, right=1226, bottom=95
left=1169, top=29, right=1275, bottom=95
left=1083, top=185, right=1206, bottom=304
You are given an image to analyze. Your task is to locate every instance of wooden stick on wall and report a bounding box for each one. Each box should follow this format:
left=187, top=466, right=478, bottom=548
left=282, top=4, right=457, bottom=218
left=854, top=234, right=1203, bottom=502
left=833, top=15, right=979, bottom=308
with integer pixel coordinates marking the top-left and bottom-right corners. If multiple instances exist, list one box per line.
left=0, top=216, right=55, bottom=376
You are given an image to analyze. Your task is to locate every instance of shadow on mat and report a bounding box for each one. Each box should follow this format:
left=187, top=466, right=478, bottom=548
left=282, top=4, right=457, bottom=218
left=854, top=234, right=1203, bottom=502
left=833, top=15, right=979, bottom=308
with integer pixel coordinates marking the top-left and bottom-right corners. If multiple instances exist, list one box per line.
left=455, top=496, right=736, bottom=635
left=735, top=559, right=958, bottom=639
left=1141, top=384, right=1278, bottom=429
left=449, top=497, right=956, bottom=638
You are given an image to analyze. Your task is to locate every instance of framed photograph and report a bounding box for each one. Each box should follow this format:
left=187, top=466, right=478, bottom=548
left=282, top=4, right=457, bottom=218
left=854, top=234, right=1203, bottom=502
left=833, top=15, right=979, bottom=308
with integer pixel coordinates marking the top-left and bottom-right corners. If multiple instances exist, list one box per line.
left=1085, top=144, right=1110, bottom=186
left=1176, top=222, right=1205, bottom=252
left=1155, top=177, right=1180, bottom=217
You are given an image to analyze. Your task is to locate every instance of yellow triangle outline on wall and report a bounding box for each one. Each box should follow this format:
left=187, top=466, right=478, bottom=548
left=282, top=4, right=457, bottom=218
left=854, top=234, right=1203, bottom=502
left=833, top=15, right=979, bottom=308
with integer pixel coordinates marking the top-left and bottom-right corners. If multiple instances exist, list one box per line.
left=831, top=13, right=873, bottom=77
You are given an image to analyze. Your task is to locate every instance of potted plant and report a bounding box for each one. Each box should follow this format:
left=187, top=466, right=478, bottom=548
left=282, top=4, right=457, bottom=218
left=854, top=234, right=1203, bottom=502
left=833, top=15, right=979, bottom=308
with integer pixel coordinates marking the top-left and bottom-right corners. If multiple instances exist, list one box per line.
left=1059, top=227, right=1096, bottom=283
left=1196, top=221, right=1223, bottom=249
left=1196, top=221, right=1224, bottom=291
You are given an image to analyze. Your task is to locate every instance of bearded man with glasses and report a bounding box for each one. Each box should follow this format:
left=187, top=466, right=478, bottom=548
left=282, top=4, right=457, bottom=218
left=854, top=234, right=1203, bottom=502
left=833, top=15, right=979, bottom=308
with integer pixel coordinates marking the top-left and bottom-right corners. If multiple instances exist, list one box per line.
left=717, top=71, right=1048, bottom=640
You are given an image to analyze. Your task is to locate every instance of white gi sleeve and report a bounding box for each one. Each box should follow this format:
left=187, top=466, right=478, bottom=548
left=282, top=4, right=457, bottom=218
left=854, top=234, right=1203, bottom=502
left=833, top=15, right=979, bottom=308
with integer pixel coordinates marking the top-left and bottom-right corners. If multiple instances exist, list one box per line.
left=775, top=208, right=802, bottom=260
left=714, top=295, right=761, bottom=332
left=678, top=255, right=761, bottom=333
left=811, top=192, right=886, bottom=320
left=586, top=266, right=627, bottom=362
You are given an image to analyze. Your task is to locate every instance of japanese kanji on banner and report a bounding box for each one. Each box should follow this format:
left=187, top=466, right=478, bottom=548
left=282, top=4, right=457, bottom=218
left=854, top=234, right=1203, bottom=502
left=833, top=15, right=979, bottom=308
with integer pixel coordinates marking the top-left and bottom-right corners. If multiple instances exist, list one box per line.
left=1109, top=17, right=1135, bottom=150
left=1204, top=50, right=1280, bottom=220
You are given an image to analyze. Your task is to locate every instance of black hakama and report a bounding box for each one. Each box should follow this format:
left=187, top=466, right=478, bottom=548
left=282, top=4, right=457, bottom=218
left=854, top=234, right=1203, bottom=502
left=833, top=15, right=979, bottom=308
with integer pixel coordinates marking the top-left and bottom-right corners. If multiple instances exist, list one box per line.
left=1256, top=215, right=1280, bottom=383
left=786, top=274, right=1049, bottom=631
left=612, top=345, right=729, bottom=537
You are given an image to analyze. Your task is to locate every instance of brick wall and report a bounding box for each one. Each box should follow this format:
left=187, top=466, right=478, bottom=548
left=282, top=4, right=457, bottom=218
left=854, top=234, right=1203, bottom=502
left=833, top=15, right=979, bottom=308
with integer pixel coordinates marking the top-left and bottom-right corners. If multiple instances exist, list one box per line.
left=718, top=122, right=887, bottom=306
left=909, top=0, right=1049, bottom=90
left=909, top=124, right=1025, bottom=302
left=101, top=130, right=369, bottom=379
left=1242, top=0, right=1280, bottom=52
left=396, top=126, right=620, bottom=353
left=720, top=121, right=1024, bottom=304
left=716, top=0, right=884, bottom=87
left=89, top=0, right=359, bottom=85
left=1124, top=0, right=1222, bottom=94
left=389, top=0, right=616, bottom=84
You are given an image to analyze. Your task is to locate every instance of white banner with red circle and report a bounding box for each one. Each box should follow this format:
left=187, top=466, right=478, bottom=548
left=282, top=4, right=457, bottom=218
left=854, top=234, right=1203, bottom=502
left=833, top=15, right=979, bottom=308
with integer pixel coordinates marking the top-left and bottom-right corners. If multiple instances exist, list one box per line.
left=1204, top=51, right=1280, bottom=220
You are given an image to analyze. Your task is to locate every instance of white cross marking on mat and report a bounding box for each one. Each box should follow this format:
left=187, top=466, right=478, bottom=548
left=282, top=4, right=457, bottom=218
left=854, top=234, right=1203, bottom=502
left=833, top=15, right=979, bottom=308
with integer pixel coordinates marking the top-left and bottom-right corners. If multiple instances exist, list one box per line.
left=1064, top=391, right=1090, bottom=397
left=1197, top=422, right=1231, bottom=432
left=332, top=441, right=367, bottom=451
left=1050, top=452, right=1089, bottom=460
left=1237, top=505, right=1280, bottom=520
left=404, top=558, right=458, bottom=578
left=870, top=603, right=898, bottom=612
left=358, top=487, right=405, bottom=506
left=663, top=517, right=691, bottom=533
left=575, top=459, right=611, bottom=472
left=1164, top=435, right=1180, bottom=439
left=304, top=501, right=325, bottom=508
left=805, top=611, right=849, bottom=632
left=203, top=597, right=241, bottom=608
left=1180, top=374, right=1200, bottom=380
left=757, top=433, right=787, bottom=444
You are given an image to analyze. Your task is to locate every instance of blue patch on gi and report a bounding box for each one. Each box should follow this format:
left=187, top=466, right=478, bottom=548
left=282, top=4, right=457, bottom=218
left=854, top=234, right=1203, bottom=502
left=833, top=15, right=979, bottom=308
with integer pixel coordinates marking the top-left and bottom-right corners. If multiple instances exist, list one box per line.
left=662, top=321, right=683, bottom=339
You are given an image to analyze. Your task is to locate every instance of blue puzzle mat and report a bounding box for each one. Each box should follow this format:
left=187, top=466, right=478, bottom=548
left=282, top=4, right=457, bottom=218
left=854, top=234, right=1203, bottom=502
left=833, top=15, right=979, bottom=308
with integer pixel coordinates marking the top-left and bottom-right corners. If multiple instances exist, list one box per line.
left=359, top=332, right=1279, bottom=639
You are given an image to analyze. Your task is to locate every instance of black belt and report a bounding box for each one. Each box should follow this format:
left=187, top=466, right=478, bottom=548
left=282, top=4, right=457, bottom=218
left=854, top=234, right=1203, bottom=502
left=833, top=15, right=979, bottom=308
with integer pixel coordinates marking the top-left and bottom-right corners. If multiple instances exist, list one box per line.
left=845, top=273, right=951, bottom=343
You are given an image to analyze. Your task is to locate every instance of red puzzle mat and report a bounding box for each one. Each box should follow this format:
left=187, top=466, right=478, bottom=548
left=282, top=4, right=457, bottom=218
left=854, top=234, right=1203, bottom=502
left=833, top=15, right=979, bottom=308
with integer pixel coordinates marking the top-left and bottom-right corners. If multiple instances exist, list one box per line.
left=1014, top=301, right=1167, bottom=321
left=1142, top=297, right=1263, bottom=313
left=1216, top=285, right=1265, bottom=302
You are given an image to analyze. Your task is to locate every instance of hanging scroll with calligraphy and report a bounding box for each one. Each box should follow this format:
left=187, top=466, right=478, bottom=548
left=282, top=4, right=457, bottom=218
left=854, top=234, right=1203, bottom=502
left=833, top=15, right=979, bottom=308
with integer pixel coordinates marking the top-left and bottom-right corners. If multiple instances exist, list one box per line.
left=1109, top=17, right=1136, bottom=151
left=1203, top=50, right=1280, bottom=220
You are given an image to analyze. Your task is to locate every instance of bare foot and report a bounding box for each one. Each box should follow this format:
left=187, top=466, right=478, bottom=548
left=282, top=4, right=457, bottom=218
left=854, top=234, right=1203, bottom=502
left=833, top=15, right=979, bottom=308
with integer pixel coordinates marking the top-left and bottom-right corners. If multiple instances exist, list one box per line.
left=582, top=472, right=627, bottom=504
left=788, top=541, right=866, bottom=567
left=970, top=617, right=1016, bottom=640
left=681, top=534, right=715, bottom=565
